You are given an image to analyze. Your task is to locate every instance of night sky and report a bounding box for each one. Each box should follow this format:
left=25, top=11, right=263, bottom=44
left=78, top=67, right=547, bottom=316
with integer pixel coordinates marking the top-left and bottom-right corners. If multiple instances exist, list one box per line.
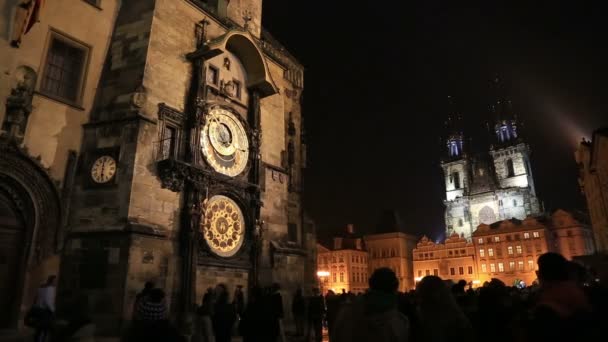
left=262, top=1, right=608, bottom=240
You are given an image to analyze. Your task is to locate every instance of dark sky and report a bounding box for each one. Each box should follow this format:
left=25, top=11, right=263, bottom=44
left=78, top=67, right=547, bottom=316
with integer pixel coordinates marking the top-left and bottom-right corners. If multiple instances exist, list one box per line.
left=262, top=1, right=608, bottom=240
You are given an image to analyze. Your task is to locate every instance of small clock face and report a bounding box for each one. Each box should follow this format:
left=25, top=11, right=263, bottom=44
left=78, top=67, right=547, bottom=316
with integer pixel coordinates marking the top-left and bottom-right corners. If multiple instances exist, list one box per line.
left=200, top=107, right=249, bottom=177
left=201, top=195, right=246, bottom=257
left=91, top=155, right=117, bottom=184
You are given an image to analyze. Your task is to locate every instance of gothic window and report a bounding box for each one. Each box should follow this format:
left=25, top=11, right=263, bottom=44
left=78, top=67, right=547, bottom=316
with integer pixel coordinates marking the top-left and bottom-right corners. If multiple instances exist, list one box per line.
left=453, top=172, right=461, bottom=189
left=207, top=65, right=219, bottom=85
left=513, top=199, right=517, bottom=207
left=41, top=31, right=89, bottom=104
left=158, top=104, right=183, bottom=161
left=458, top=218, right=463, bottom=227
left=506, top=159, right=515, bottom=177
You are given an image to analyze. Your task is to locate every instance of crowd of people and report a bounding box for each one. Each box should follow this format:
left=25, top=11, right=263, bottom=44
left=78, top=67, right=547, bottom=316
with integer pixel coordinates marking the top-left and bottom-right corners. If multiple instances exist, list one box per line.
left=320, top=252, right=607, bottom=342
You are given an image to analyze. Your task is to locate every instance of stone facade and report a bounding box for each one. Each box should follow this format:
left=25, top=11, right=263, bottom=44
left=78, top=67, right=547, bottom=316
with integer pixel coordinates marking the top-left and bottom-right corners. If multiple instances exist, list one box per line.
left=0, top=0, right=313, bottom=335
left=0, top=0, right=120, bottom=330
left=416, top=210, right=595, bottom=287
left=575, top=129, right=608, bottom=253
left=365, top=232, right=418, bottom=291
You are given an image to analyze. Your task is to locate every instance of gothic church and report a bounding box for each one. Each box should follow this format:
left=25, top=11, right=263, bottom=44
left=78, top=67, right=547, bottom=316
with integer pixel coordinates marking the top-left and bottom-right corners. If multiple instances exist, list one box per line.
left=441, top=87, right=541, bottom=240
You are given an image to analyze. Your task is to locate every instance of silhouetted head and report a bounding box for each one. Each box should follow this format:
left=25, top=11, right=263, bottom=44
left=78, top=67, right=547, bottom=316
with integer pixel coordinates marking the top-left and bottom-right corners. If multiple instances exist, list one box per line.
left=369, top=267, right=399, bottom=293
left=537, top=252, right=569, bottom=284
left=45, top=275, right=57, bottom=287
left=148, top=288, right=165, bottom=303
left=144, top=281, right=154, bottom=291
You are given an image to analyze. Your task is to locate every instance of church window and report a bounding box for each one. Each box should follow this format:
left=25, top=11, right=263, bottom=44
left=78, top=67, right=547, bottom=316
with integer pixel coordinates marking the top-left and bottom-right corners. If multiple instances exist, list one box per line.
left=207, top=65, right=219, bottom=85
left=453, top=172, right=461, bottom=189
left=508, top=246, right=513, bottom=255
left=506, top=159, right=515, bottom=177
left=41, top=31, right=89, bottom=104
left=513, top=199, right=517, bottom=207
left=459, top=267, right=464, bottom=275
left=458, top=219, right=463, bottom=227
left=479, top=249, right=485, bottom=257
left=488, top=248, right=494, bottom=257
left=499, top=200, right=503, bottom=206
left=468, top=266, right=473, bottom=274
left=450, top=268, right=455, bottom=275
left=498, top=263, right=504, bottom=272
left=481, top=264, right=487, bottom=273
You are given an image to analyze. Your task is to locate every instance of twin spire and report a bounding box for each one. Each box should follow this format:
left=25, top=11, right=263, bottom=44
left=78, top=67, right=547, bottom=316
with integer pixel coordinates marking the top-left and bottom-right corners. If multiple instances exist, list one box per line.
left=444, top=76, right=521, bottom=158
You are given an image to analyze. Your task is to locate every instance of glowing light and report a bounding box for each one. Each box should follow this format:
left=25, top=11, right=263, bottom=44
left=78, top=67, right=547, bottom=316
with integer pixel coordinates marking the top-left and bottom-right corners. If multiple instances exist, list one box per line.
left=414, top=277, right=423, bottom=282
left=472, top=280, right=481, bottom=284
left=317, top=271, right=330, bottom=277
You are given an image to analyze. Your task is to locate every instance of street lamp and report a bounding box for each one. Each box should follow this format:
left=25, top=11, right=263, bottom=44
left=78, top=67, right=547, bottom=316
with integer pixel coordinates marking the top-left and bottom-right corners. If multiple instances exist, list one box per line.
left=317, top=270, right=329, bottom=294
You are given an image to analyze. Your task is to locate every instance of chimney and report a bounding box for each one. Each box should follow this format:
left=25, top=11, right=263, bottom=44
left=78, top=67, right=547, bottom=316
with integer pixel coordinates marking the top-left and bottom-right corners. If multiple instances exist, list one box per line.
left=346, top=224, right=354, bottom=234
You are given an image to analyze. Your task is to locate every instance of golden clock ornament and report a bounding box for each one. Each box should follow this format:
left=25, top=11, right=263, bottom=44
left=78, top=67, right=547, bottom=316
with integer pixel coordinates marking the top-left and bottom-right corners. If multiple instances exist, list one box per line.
left=200, top=107, right=249, bottom=177
left=201, top=195, right=245, bottom=257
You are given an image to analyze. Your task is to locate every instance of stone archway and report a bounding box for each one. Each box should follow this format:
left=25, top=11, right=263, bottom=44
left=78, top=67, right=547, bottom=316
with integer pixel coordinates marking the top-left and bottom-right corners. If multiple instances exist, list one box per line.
left=0, top=140, right=61, bottom=328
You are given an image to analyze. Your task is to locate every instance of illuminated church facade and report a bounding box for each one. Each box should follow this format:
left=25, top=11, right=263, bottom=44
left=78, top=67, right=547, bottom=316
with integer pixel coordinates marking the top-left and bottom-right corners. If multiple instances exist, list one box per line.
left=441, top=91, right=541, bottom=240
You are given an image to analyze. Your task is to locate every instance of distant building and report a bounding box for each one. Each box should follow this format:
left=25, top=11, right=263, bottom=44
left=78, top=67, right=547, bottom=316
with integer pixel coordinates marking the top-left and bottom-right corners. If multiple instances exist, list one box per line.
left=413, top=233, right=478, bottom=285
left=441, top=82, right=541, bottom=240
left=413, top=210, right=595, bottom=287
left=575, top=128, right=608, bottom=252
left=316, top=225, right=369, bottom=294
left=365, top=210, right=418, bottom=291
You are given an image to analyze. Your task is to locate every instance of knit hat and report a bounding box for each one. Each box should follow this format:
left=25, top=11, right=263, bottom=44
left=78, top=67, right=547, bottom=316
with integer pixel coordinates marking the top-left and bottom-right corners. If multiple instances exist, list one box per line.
left=136, top=288, right=167, bottom=321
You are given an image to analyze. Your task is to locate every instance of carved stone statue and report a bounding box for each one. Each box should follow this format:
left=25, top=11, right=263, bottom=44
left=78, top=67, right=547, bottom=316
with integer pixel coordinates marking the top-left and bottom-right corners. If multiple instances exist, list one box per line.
left=3, top=67, right=36, bottom=140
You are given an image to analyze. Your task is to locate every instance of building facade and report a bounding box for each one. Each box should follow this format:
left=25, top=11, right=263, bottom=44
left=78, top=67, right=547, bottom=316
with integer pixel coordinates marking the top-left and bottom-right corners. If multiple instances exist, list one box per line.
left=365, top=232, right=417, bottom=291
left=316, top=225, right=369, bottom=294
left=415, top=210, right=595, bottom=287
left=575, top=128, right=608, bottom=253
left=1, top=0, right=313, bottom=334
left=412, top=233, right=478, bottom=285
left=442, top=86, right=540, bottom=240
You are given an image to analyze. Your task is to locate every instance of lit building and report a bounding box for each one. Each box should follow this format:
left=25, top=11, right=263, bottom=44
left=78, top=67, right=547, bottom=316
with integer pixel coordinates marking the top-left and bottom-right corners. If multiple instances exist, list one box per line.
left=317, top=225, right=369, bottom=294
left=1, top=0, right=314, bottom=334
left=365, top=210, right=418, bottom=291
left=413, top=233, right=478, bottom=285
left=575, top=128, right=608, bottom=253
left=472, top=210, right=595, bottom=286
left=441, top=82, right=541, bottom=240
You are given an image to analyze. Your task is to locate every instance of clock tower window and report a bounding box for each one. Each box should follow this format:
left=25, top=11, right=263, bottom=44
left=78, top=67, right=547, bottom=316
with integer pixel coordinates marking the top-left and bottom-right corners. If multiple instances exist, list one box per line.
left=506, top=158, right=515, bottom=177
left=453, top=171, right=461, bottom=189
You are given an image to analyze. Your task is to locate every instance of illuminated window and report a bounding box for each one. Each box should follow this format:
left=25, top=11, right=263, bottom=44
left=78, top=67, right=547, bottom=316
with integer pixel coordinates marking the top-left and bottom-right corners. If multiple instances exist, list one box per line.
left=340, top=273, right=344, bottom=282
left=490, top=264, right=496, bottom=273
left=528, top=260, right=534, bottom=270
left=450, top=268, right=455, bottom=275
left=524, top=232, right=530, bottom=239
left=516, top=245, right=522, bottom=254
left=478, top=238, right=484, bottom=244
left=488, top=248, right=494, bottom=257
left=479, top=249, right=485, bottom=257
left=481, top=264, right=487, bottom=273
left=509, top=261, right=515, bottom=270
left=508, top=246, right=513, bottom=255
left=459, top=267, right=464, bottom=275
left=434, top=269, right=439, bottom=276
left=494, top=236, right=500, bottom=242
left=498, top=263, right=504, bottom=272
left=518, top=261, right=524, bottom=271
left=468, top=266, right=473, bottom=274
left=533, top=231, right=540, bottom=238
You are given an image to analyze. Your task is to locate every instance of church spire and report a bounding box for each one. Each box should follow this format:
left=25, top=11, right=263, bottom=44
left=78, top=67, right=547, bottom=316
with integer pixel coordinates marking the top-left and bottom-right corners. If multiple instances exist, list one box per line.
left=444, top=95, right=465, bottom=158
left=490, top=76, right=520, bottom=145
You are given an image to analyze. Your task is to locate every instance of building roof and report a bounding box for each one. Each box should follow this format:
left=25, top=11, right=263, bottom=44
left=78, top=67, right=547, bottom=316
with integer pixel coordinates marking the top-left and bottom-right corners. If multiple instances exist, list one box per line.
left=472, top=209, right=587, bottom=236
left=373, top=210, right=409, bottom=234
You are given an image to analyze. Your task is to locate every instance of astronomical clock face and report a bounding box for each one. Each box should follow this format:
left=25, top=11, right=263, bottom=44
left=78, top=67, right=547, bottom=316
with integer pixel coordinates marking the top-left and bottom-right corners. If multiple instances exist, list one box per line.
left=201, top=195, right=246, bottom=257
left=200, top=107, right=249, bottom=177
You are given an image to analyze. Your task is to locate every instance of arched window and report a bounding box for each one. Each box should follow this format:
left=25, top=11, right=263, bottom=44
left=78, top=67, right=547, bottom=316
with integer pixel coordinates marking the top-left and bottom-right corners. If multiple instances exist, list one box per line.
left=506, top=159, right=515, bottom=177
left=453, top=171, right=461, bottom=189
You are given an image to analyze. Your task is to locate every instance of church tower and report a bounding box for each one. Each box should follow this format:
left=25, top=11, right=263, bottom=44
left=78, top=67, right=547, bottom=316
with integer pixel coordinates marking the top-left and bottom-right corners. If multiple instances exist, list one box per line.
left=441, top=97, right=474, bottom=238
left=488, top=77, right=540, bottom=219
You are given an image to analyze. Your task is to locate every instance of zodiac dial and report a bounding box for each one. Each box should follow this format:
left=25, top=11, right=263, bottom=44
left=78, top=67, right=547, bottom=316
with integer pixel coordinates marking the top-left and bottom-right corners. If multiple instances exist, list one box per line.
left=200, top=107, right=249, bottom=177
left=201, top=195, right=246, bottom=257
